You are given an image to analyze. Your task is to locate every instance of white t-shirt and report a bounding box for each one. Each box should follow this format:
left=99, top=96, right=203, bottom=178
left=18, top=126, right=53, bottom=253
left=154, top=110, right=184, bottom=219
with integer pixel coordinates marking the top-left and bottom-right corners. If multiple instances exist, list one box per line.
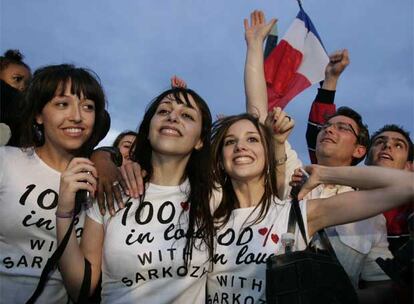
left=0, top=146, right=85, bottom=304
left=207, top=198, right=309, bottom=304
left=87, top=180, right=210, bottom=304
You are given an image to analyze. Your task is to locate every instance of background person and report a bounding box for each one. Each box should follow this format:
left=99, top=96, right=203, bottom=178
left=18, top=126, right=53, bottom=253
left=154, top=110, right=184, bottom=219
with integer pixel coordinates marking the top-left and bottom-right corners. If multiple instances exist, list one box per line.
left=0, top=49, right=32, bottom=146
left=366, top=125, right=413, bottom=252
left=112, top=130, right=137, bottom=166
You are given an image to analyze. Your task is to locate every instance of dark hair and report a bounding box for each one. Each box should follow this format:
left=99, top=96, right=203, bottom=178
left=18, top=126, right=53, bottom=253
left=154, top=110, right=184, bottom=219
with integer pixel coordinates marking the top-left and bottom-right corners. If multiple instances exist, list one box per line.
left=327, top=106, right=370, bottom=165
left=367, top=124, right=413, bottom=163
left=19, top=64, right=107, bottom=155
left=211, top=113, right=278, bottom=228
left=112, top=130, right=137, bottom=148
left=132, top=87, right=214, bottom=263
left=0, top=49, right=31, bottom=72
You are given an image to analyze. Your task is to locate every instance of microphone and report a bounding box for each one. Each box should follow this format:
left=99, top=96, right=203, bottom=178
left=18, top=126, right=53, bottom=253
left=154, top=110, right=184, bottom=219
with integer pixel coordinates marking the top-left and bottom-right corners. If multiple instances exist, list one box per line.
left=75, top=171, right=93, bottom=212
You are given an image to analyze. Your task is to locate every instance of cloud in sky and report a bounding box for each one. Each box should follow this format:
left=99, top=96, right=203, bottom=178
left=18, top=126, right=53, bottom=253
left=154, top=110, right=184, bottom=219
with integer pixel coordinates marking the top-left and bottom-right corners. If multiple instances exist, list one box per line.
left=2, top=0, right=412, bottom=163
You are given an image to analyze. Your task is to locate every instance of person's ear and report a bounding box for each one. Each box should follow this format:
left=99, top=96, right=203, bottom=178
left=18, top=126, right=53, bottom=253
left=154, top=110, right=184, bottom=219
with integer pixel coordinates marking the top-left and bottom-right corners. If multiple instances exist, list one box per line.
left=35, top=113, right=43, bottom=125
left=352, top=144, right=366, bottom=160
left=194, top=139, right=203, bottom=151
left=404, top=161, right=414, bottom=172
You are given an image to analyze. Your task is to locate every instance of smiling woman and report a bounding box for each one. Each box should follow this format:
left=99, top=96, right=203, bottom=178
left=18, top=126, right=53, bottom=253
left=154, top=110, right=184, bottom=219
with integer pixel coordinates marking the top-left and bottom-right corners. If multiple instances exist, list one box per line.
left=34, top=80, right=96, bottom=160
left=55, top=87, right=215, bottom=303
left=0, top=64, right=107, bottom=303
left=206, top=113, right=414, bottom=303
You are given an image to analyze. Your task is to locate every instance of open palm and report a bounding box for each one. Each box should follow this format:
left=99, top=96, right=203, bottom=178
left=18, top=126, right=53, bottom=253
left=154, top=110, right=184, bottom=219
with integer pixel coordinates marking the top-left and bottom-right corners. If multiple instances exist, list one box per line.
left=244, top=10, right=277, bottom=44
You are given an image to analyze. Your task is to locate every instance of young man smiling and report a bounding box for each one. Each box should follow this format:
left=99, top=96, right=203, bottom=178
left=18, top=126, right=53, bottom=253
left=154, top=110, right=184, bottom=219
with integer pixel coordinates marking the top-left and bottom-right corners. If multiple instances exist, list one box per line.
left=300, top=50, right=394, bottom=293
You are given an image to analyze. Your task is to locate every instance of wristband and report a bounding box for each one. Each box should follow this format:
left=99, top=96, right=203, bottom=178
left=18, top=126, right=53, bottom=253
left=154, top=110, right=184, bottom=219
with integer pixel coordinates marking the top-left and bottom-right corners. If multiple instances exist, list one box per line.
left=55, top=209, right=75, bottom=218
left=275, top=154, right=287, bottom=166
left=94, top=146, right=123, bottom=167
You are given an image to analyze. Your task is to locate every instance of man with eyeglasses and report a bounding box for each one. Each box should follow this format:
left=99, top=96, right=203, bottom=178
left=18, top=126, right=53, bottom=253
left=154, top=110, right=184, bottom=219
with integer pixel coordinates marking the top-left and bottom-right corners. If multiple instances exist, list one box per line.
left=302, top=50, right=394, bottom=303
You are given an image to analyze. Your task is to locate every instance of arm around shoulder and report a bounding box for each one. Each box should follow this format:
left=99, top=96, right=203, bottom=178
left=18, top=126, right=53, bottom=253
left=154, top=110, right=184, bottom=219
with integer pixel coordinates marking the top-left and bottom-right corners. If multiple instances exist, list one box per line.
left=303, top=166, right=414, bottom=237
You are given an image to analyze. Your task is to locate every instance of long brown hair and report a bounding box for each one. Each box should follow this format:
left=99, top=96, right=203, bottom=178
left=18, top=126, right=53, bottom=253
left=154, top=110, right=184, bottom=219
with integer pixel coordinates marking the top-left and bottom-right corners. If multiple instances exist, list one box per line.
left=211, top=113, right=278, bottom=228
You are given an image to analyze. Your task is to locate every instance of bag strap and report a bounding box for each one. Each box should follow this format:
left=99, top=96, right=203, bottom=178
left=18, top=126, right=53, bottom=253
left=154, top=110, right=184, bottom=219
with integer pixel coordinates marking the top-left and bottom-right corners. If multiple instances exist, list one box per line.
left=317, top=229, right=340, bottom=261
left=291, top=197, right=340, bottom=261
left=26, top=201, right=91, bottom=304
left=26, top=209, right=77, bottom=304
left=291, top=197, right=308, bottom=246
left=78, top=258, right=92, bottom=304
left=287, top=200, right=297, bottom=234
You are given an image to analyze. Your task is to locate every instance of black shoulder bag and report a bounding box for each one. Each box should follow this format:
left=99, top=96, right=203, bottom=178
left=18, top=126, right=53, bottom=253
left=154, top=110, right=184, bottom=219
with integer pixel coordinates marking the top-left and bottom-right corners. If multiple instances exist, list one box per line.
left=266, top=198, right=359, bottom=304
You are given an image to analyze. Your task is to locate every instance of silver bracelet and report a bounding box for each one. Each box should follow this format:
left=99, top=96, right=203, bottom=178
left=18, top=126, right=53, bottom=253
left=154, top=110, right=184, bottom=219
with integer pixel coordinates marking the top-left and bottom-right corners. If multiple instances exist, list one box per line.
left=55, top=209, right=74, bottom=219
left=275, top=154, right=287, bottom=166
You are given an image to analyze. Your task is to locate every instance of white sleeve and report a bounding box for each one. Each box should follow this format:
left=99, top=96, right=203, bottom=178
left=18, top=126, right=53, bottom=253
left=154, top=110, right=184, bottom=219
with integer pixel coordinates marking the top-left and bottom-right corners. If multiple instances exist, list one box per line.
left=361, top=215, right=392, bottom=281
left=281, top=141, right=303, bottom=200
left=0, top=123, right=11, bottom=146
left=0, top=147, right=4, bottom=187
left=85, top=200, right=105, bottom=224
left=210, top=187, right=223, bottom=214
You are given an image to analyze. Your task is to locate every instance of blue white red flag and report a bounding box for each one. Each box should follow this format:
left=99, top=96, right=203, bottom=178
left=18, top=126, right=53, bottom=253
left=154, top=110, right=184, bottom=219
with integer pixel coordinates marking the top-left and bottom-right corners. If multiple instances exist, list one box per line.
left=265, top=8, right=329, bottom=110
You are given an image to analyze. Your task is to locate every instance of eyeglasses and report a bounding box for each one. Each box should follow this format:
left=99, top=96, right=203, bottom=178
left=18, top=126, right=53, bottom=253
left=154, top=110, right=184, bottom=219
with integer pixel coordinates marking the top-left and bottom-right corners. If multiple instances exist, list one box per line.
left=320, top=122, right=358, bottom=138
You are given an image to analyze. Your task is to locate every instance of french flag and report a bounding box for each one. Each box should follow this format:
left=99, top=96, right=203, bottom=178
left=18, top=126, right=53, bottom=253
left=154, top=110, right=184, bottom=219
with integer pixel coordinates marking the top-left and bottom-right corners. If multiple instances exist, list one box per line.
left=265, top=8, right=329, bottom=110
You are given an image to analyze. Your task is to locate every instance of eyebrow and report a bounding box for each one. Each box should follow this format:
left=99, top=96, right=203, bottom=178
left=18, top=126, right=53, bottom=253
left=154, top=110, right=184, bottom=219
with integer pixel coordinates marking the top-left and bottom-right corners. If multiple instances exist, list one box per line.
left=224, top=131, right=260, bottom=138
left=375, top=136, right=408, bottom=148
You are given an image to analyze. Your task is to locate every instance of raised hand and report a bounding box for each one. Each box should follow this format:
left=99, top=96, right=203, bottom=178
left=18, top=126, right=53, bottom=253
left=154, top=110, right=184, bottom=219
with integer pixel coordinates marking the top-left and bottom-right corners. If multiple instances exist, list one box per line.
left=171, top=75, right=187, bottom=89
left=244, top=10, right=277, bottom=45
left=244, top=10, right=277, bottom=123
left=325, top=49, right=350, bottom=79
left=322, top=49, right=350, bottom=91
left=265, top=107, right=295, bottom=145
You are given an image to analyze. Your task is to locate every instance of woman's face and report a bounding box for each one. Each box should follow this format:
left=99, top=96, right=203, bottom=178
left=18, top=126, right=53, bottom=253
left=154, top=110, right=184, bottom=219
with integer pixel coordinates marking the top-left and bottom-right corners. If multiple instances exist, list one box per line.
left=118, top=134, right=136, bottom=165
left=148, top=94, right=203, bottom=157
left=221, top=119, right=266, bottom=183
left=0, top=63, right=31, bottom=91
left=35, top=80, right=95, bottom=154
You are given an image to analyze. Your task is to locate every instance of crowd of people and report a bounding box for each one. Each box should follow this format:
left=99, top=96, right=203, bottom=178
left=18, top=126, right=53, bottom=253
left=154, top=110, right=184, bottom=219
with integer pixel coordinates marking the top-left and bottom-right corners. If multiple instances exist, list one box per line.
left=0, top=9, right=412, bottom=304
